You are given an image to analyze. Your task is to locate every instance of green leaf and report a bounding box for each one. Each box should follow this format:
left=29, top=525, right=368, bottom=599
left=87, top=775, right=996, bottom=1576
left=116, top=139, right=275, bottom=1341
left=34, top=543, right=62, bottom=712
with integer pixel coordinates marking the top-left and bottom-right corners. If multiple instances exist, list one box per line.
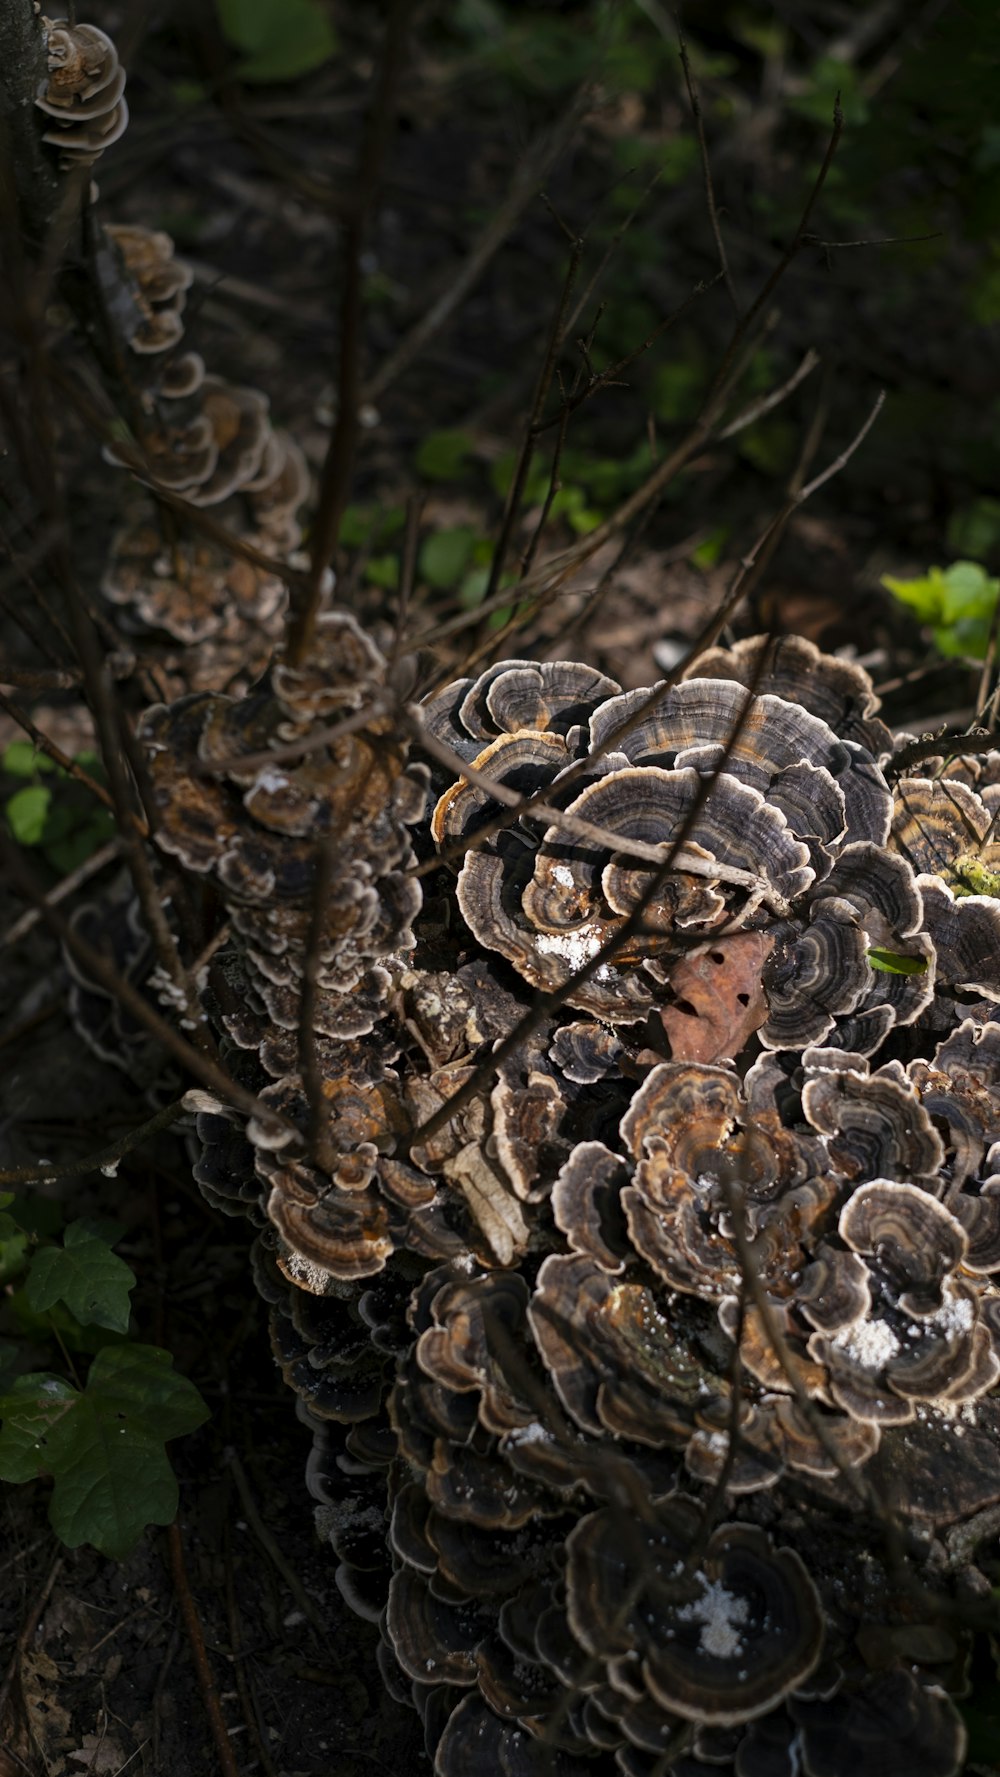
left=6, top=784, right=52, bottom=845
left=868, top=948, right=929, bottom=976
left=881, top=568, right=947, bottom=622
left=25, top=1222, right=136, bottom=1334
left=690, top=525, right=730, bottom=571
left=415, top=429, right=475, bottom=482
left=420, top=527, right=478, bottom=591
left=883, top=561, right=1000, bottom=659
left=216, top=0, right=336, bottom=83
left=3, top=741, right=55, bottom=778
left=936, top=560, right=998, bottom=624
left=0, top=1346, right=209, bottom=1558
left=364, top=554, right=400, bottom=592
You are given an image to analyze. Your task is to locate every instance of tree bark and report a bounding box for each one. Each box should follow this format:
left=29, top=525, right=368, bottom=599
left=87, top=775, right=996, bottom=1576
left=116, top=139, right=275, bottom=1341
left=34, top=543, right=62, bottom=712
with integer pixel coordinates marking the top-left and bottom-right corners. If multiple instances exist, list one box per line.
left=0, top=0, right=60, bottom=245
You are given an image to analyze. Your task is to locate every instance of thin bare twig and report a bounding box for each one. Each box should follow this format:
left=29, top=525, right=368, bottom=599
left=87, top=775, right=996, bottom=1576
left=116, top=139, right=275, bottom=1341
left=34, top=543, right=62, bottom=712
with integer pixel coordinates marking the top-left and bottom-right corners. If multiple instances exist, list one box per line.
left=195, top=695, right=392, bottom=777
left=0, top=836, right=119, bottom=952
left=483, top=233, right=584, bottom=608
left=0, top=1096, right=188, bottom=1188
left=288, top=0, right=413, bottom=665
left=364, top=87, right=593, bottom=406
left=677, top=21, right=741, bottom=316
left=414, top=389, right=883, bottom=886
left=167, top=1520, right=241, bottom=1777
left=0, top=689, right=118, bottom=817
left=0, top=832, right=299, bottom=1141
left=717, top=347, right=821, bottom=439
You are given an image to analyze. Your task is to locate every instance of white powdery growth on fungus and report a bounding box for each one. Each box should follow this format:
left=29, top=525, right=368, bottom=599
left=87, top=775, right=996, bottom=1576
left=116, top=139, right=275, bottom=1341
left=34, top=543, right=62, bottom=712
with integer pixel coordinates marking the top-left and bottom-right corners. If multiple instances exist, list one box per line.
left=534, top=923, right=617, bottom=981
left=676, top=1576, right=751, bottom=1660
left=829, top=1317, right=900, bottom=1371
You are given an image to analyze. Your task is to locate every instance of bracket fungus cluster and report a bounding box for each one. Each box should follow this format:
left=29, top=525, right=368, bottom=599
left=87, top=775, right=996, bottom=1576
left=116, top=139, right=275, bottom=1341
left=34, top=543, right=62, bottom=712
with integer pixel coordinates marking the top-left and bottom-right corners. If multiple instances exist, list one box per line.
left=36, top=17, right=128, bottom=166
left=98, top=220, right=308, bottom=693
left=35, top=18, right=306, bottom=696
left=131, top=617, right=1000, bottom=1777
left=29, top=21, right=999, bottom=1772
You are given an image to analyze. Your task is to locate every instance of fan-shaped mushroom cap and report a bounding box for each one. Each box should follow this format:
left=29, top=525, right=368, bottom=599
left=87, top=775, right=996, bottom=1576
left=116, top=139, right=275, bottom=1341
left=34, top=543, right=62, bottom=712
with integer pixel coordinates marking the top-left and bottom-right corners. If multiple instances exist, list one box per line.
left=892, top=775, right=1000, bottom=891
left=460, top=659, right=620, bottom=743
left=588, top=677, right=890, bottom=847
left=529, top=1254, right=703, bottom=1445
left=566, top=1504, right=823, bottom=1726
left=802, top=1058, right=943, bottom=1181
left=548, top=1021, right=624, bottom=1084
left=158, top=351, right=206, bottom=398
left=838, top=1180, right=967, bottom=1295
left=916, top=875, right=1000, bottom=1000
left=790, top=1669, right=966, bottom=1777
left=907, top=1019, right=1000, bottom=1188
left=802, top=1181, right=999, bottom=1424
left=551, top=1142, right=630, bottom=1273
left=104, top=224, right=192, bottom=352
left=688, top=634, right=892, bottom=757
left=36, top=20, right=128, bottom=162
left=103, top=519, right=285, bottom=646
left=621, top=1060, right=810, bottom=1202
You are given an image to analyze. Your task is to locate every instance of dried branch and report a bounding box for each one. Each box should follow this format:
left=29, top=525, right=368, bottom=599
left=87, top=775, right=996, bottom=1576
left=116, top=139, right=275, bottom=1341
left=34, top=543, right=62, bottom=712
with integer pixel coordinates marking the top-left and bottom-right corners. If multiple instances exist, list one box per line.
left=364, top=87, right=593, bottom=406
left=408, top=669, right=764, bottom=1150
left=167, top=1520, right=241, bottom=1777
left=288, top=0, right=413, bottom=665
left=0, top=832, right=298, bottom=1142
left=0, top=1096, right=188, bottom=1187
left=0, top=689, right=118, bottom=816
left=677, top=20, right=741, bottom=316
left=0, top=836, right=119, bottom=952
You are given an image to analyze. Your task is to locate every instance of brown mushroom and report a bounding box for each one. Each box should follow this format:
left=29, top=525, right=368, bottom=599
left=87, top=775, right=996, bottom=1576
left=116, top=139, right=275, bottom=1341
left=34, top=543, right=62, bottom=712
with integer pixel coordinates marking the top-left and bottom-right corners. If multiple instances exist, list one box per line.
left=36, top=20, right=128, bottom=163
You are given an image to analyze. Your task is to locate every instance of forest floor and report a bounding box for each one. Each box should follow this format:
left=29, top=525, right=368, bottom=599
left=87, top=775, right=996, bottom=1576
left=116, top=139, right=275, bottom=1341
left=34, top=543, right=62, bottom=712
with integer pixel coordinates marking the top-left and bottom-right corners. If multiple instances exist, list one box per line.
left=2, top=3, right=999, bottom=1773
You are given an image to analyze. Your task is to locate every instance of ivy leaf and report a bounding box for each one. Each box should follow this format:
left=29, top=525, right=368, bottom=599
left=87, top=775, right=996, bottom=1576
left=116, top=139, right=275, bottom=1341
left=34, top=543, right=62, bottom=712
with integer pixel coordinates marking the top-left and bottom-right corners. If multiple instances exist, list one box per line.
left=0, top=1346, right=209, bottom=1558
left=25, top=1222, right=136, bottom=1334
left=868, top=948, right=929, bottom=976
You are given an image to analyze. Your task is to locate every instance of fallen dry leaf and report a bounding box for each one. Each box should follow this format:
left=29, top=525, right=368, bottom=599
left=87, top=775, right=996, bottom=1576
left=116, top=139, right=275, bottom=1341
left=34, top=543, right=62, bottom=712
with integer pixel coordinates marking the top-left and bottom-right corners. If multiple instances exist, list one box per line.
left=19, top=1647, right=73, bottom=1774
left=657, top=931, right=776, bottom=1064
left=68, top=1732, right=126, bottom=1774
